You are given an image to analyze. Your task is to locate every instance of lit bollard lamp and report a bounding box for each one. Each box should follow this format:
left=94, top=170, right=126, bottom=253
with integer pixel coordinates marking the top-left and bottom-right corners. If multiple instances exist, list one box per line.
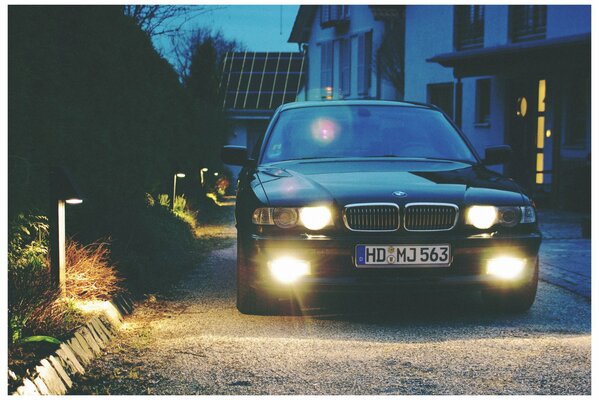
left=172, top=170, right=185, bottom=210
left=49, top=166, right=83, bottom=297
left=200, top=167, right=208, bottom=188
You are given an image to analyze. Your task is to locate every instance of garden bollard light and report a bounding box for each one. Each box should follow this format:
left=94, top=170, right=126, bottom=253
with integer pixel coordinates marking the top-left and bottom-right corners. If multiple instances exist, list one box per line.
left=49, top=166, right=83, bottom=297
left=172, top=171, right=185, bottom=210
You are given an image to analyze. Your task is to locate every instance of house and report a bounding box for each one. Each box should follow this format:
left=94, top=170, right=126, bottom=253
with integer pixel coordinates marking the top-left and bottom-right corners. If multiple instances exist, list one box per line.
left=219, top=51, right=305, bottom=181
left=288, top=5, right=591, bottom=210
left=288, top=5, right=403, bottom=101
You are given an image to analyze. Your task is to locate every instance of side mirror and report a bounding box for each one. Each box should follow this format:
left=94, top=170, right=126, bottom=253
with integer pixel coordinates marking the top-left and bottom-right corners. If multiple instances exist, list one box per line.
left=221, top=145, right=248, bottom=166
left=484, top=145, right=512, bottom=165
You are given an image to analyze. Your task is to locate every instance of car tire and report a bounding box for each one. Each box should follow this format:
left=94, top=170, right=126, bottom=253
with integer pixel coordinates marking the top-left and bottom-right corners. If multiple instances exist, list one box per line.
left=481, top=258, right=539, bottom=313
left=236, top=242, right=300, bottom=316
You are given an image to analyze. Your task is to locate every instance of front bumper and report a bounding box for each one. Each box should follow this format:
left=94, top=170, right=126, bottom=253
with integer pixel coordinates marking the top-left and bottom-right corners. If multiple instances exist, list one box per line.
left=241, top=231, right=542, bottom=294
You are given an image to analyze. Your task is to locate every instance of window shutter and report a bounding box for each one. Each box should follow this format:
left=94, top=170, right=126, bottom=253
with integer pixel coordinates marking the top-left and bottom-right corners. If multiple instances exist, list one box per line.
left=320, top=41, right=333, bottom=98
left=357, top=31, right=372, bottom=96
left=340, top=39, right=351, bottom=97
left=321, top=6, right=330, bottom=25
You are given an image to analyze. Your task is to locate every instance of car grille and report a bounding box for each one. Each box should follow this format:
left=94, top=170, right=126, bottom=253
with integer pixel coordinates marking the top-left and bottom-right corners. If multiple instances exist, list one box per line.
left=404, top=203, right=458, bottom=231
left=343, top=204, right=400, bottom=231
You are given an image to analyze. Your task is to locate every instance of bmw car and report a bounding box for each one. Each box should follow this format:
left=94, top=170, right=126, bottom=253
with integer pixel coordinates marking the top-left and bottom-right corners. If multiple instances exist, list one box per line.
left=222, top=100, right=541, bottom=315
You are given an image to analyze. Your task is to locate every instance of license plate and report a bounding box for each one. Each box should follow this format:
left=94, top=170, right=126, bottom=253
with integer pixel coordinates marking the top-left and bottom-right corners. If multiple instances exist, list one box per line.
left=355, top=244, right=451, bottom=267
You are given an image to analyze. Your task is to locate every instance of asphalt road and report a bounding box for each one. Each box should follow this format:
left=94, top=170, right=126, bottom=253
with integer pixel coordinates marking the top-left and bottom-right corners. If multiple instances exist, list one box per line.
left=71, top=244, right=591, bottom=395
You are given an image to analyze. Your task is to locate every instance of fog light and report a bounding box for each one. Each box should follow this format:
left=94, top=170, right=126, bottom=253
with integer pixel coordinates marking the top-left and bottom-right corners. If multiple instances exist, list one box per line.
left=486, top=257, right=526, bottom=279
left=268, top=257, right=310, bottom=284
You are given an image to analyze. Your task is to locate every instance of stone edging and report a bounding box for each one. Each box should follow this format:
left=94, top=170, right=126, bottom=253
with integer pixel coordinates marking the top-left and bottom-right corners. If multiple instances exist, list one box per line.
left=10, top=294, right=134, bottom=396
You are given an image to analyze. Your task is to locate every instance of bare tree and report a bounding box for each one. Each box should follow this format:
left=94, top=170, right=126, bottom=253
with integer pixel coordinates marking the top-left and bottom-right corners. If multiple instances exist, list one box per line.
left=123, top=5, right=217, bottom=38
left=171, top=27, right=244, bottom=83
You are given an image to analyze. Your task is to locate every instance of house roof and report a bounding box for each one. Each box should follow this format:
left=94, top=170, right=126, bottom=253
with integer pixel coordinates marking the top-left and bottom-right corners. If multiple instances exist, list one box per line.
left=288, top=5, right=404, bottom=43
left=428, top=33, right=590, bottom=77
left=219, top=51, right=306, bottom=113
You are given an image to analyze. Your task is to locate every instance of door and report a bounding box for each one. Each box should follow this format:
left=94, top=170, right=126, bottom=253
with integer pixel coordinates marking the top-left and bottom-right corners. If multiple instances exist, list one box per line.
left=506, top=78, right=551, bottom=193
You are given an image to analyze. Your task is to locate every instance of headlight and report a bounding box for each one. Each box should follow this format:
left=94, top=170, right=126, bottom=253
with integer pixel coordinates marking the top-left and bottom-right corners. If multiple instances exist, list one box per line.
left=252, top=206, right=333, bottom=230
left=466, top=206, right=497, bottom=229
left=299, top=206, right=332, bottom=230
left=466, top=205, right=536, bottom=229
left=273, top=208, right=299, bottom=228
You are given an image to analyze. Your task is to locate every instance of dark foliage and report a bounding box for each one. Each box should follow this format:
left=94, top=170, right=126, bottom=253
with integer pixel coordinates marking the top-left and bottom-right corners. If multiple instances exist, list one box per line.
left=8, top=6, right=232, bottom=291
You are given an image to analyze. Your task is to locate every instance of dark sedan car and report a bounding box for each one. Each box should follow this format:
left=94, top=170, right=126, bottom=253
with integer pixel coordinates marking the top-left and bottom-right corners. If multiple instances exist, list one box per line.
left=222, top=100, right=541, bottom=315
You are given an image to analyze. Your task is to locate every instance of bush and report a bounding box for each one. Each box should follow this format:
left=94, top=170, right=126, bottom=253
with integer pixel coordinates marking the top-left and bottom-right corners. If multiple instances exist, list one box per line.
left=8, top=213, right=122, bottom=345
left=65, top=240, right=123, bottom=301
left=107, top=195, right=201, bottom=293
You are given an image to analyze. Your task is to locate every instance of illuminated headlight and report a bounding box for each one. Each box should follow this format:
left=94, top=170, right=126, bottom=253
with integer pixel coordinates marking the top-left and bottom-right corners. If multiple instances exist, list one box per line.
left=486, top=257, right=526, bottom=279
left=466, top=205, right=536, bottom=229
left=253, top=206, right=333, bottom=230
left=466, top=206, right=498, bottom=229
left=268, top=257, right=310, bottom=283
left=299, top=206, right=332, bottom=230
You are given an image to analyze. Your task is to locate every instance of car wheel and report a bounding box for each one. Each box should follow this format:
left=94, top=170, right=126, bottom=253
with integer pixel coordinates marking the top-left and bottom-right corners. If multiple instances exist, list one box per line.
left=236, top=242, right=300, bottom=316
left=481, top=258, right=539, bottom=313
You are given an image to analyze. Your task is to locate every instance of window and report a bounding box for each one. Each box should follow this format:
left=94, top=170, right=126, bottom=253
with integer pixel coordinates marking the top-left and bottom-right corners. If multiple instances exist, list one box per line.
left=427, top=83, right=454, bottom=119
left=564, top=76, right=590, bottom=147
left=321, top=5, right=349, bottom=27
left=320, top=41, right=334, bottom=98
left=357, top=31, right=372, bottom=96
left=509, top=5, right=547, bottom=42
left=475, top=79, right=491, bottom=125
left=454, top=5, right=484, bottom=50
left=339, top=38, right=351, bottom=97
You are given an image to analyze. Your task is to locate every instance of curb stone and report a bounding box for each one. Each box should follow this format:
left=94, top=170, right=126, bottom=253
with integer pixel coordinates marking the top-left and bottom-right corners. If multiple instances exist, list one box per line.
left=10, top=293, right=134, bottom=396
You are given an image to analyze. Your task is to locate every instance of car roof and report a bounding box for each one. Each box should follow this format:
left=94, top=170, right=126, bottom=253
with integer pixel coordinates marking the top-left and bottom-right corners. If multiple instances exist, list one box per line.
left=278, top=99, right=439, bottom=112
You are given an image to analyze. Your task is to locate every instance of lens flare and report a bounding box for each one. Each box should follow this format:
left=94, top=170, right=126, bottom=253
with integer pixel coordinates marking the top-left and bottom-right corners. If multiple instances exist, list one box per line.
left=311, top=118, right=339, bottom=144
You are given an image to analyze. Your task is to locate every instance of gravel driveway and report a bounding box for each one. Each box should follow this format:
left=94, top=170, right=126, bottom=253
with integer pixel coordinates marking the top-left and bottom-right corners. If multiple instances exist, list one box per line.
left=71, top=244, right=591, bottom=395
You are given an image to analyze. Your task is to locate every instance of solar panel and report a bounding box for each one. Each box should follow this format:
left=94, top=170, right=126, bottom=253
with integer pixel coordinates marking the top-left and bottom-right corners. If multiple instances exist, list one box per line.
left=220, top=51, right=306, bottom=111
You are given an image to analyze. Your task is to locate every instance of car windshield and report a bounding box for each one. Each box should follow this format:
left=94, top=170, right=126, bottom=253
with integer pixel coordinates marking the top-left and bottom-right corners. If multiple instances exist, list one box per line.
left=260, top=105, right=478, bottom=164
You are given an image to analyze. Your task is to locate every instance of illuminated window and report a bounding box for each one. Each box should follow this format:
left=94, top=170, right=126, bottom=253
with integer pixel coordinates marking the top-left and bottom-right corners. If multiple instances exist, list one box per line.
left=475, top=79, right=491, bottom=124
left=454, top=5, right=484, bottom=50
left=509, top=5, right=546, bottom=42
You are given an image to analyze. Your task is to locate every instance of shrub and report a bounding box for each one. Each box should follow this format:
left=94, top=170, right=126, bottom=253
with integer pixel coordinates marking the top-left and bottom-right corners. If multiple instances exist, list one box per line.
left=173, top=195, right=198, bottom=231
left=108, top=195, right=200, bottom=293
left=65, top=240, right=123, bottom=301
left=8, top=212, right=122, bottom=345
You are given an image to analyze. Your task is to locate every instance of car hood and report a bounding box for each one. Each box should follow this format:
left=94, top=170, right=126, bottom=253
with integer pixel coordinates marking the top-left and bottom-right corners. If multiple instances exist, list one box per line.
left=255, top=159, right=527, bottom=207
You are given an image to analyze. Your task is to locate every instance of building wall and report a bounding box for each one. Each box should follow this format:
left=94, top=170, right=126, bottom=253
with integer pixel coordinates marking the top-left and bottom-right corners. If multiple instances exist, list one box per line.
left=546, top=5, right=591, bottom=38
left=404, top=6, right=454, bottom=103
left=305, top=5, right=396, bottom=101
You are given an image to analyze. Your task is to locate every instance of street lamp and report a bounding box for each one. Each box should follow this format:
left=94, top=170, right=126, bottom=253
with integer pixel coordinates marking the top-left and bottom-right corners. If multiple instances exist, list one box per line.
left=172, top=171, right=185, bottom=210
left=49, top=166, right=83, bottom=297
left=214, top=172, right=219, bottom=177
left=200, top=167, right=208, bottom=187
